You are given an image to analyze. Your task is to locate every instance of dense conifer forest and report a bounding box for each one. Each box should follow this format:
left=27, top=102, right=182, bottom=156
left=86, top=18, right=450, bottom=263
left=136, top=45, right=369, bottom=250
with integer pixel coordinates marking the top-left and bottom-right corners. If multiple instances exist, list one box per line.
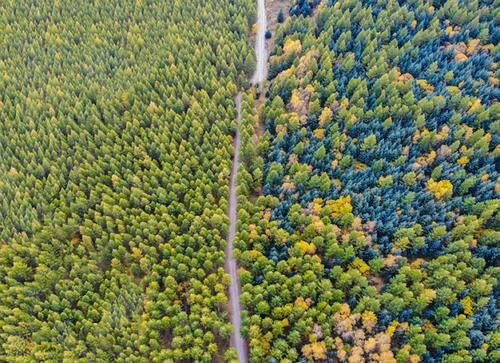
left=0, top=0, right=498, bottom=362
left=237, top=0, right=498, bottom=362
left=0, top=0, right=255, bottom=361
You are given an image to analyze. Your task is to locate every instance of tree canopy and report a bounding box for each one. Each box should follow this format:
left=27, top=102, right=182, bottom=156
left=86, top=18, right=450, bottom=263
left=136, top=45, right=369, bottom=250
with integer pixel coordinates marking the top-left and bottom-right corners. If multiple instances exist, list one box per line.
left=237, top=0, right=499, bottom=362
left=0, top=0, right=256, bottom=361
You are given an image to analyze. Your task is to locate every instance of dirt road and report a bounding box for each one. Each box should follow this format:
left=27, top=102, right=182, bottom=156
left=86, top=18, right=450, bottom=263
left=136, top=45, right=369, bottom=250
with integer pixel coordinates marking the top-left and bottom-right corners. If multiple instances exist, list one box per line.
left=226, top=1, right=268, bottom=361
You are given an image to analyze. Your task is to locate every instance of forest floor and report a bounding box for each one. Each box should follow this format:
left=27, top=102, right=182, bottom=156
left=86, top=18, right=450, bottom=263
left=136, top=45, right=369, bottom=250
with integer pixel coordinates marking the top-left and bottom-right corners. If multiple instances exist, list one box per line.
left=265, top=0, right=290, bottom=51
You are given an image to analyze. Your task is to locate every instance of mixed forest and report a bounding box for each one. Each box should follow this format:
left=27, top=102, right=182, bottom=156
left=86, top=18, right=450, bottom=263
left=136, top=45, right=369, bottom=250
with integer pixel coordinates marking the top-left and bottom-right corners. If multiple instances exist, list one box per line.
left=0, top=0, right=256, bottom=361
left=237, top=0, right=499, bottom=362
left=0, top=0, right=498, bottom=362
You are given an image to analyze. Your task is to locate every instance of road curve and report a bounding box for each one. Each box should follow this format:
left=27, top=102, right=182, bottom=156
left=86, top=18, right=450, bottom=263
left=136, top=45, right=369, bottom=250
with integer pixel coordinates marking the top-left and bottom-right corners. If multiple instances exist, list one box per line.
left=227, top=1, right=268, bottom=362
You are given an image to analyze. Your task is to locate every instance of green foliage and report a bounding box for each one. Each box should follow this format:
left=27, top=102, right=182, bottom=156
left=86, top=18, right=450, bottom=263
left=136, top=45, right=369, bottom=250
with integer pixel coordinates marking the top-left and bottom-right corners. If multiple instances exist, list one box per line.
left=0, top=0, right=255, bottom=361
left=237, top=0, right=499, bottom=362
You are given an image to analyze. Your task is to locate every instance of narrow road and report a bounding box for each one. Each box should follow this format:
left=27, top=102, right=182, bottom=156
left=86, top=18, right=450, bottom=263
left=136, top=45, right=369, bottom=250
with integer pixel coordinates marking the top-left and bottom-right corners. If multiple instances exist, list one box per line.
left=226, top=1, right=267, bottom=362
left=226, top=92, right=247, bottom=363
left=251, top=0, right=268, bottom=88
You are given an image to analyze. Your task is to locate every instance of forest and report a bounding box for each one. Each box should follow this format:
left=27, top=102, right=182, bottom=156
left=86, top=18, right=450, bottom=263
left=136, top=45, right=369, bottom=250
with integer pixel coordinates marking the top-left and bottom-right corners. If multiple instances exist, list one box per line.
left=0, top=0, right=255, bottom=361
left=0, top=0, right=498, bottom=362
left=237, top=0, right=499, bottom=362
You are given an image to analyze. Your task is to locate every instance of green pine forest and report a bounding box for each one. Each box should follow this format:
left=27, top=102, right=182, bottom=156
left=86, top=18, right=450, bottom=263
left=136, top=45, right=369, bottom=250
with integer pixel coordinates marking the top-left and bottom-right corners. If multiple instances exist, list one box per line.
left=0, top=0, right=498, bottom=363
left=0, top=0, right=255, bottom=361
